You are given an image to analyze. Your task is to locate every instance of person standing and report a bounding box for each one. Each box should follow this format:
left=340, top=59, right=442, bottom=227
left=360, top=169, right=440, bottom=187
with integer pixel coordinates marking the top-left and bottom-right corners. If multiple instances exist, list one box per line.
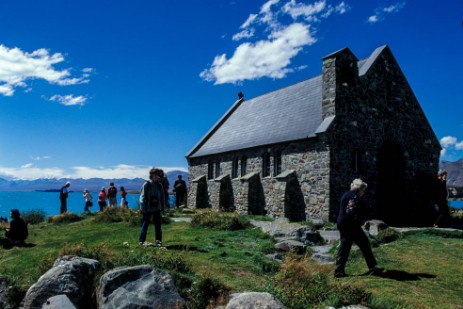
left=107, top=182, right=118, bottom=207
left=159, top=169, right=170, bottom=211
left=2, top=209, right=28, bottom=247
left=173, top=175, right=187, bottom=207
left=98, top=187, right=107, bottom=211
left=83, top=189, right=93, bottom=212
left=334, top=178, right=383, bottom=278
left=59, top=181, right=71, bottom=214
left=138, top=168, right=166, bottom=247
left=120, top=186, right=128, bottom=208
left=434, top=170, right=450, bottom=228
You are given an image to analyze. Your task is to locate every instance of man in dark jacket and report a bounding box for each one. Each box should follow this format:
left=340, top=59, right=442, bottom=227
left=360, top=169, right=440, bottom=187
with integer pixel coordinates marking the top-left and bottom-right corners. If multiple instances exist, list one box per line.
left=59, top=181, right=71, bottom=214
left=334, top=179, right=383, bottom=278
left=173, top=175, right=187, bottom=207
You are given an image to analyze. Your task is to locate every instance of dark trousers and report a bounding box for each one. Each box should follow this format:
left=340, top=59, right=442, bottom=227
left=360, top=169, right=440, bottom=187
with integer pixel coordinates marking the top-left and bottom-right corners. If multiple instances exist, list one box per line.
left=60, top=198, right=67, bottom=214
left=434, top=201, right=450, bottom=227
left=336, top=222, right=377, bottom=273
left=175, top=193, right=185, bottom=207
left=138, top=211, right=162, bottom=243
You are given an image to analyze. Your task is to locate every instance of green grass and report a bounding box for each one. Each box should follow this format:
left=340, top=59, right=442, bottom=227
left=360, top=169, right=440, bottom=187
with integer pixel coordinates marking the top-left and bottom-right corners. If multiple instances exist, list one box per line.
left=1, top=211, right=463, bottom=308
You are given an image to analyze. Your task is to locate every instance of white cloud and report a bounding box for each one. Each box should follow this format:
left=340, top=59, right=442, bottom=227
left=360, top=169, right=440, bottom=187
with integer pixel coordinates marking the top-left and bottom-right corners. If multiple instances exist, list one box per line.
left=367, top=2, right=406, bottom=24
left=0, top=164, right=188, bottom=180
left=49, top=94, right=88, bottom=106
left=201, top=23, right=315, bottom=84
left=367, top=15, right=378, bottom=24
left=30, top=155, right=51, bottom=161
left=440, top=136, right=457, bottom=148
left=202, top=0, right=348, bottom=84
left=439, top=136, right=463, bottom=160
left=0, top=44, right=92, bottom=96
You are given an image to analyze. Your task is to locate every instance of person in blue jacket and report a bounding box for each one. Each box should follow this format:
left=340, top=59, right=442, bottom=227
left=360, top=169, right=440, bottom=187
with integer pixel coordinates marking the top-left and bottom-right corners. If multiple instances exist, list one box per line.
left=334, top=178, right=383, bottom=278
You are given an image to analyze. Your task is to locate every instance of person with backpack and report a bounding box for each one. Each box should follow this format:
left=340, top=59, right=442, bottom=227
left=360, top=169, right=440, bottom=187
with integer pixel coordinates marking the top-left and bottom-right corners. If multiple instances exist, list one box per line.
left=138, top=168, right=166, bottom=247
left=107, top=182, right=118, bottom=207
left=59, top=181, right=71, bottom=214
left=98, top=187, right=108, bottom=211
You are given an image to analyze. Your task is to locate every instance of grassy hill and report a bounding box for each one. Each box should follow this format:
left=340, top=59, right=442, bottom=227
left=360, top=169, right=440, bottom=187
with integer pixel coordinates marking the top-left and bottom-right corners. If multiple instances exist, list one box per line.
left=1, top=209, right=462, bottom=308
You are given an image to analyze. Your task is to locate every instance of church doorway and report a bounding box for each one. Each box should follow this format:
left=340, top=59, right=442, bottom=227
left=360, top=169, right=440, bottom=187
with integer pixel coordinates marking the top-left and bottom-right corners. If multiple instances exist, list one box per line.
left=376, top=141, right=407, bottom=226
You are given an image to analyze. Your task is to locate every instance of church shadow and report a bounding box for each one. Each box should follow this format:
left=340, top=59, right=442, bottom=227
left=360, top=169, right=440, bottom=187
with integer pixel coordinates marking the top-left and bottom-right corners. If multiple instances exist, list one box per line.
left=356, top=269, right=436, bottom=281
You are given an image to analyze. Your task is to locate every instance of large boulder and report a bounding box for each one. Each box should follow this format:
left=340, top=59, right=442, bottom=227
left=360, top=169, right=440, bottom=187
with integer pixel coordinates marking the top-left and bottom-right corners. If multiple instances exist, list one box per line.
left=97, top=265, right=185, bottom=309
left=41, top=295, right=77, bottom=309
left=225, top=292, right=286, bottom=309
left=21, top=256, right=100, bottom=309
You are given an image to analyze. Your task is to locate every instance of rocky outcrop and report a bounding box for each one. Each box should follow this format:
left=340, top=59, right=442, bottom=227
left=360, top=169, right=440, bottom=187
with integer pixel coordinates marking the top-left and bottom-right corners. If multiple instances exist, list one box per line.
left=21, top=256, right=100, bottom=308
left=225, top=292, right=286, bottom=309
left=363, top=220, right=388, bottom=236
left=41, top=295, right=77, bottom=309
left=97, top=264, right=185, bottom=309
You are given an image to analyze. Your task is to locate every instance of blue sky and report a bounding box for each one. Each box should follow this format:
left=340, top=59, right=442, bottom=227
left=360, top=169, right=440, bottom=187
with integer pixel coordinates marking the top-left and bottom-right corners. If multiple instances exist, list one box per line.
left=0, top=0, right=462, bottom=180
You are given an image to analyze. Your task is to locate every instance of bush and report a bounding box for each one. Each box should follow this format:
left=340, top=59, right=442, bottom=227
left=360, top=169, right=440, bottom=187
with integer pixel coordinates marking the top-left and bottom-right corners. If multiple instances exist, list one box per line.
left=187, top=275, right=229, bottom=309
left=265, top=254, right=370, bottom=308
left=267, top=255, right=332, bottom=307
left=372, top=228, right=403, bottom=246
left=47, top=212, right=82, bottom=224
left=191, top=210, right=250, bottom=230
left=22, top=209, right=46, bottom=224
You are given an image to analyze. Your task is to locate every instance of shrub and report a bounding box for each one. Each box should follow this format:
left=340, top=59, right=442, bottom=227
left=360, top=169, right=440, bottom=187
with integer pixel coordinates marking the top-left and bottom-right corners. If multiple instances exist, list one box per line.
left=94, top=207, right=171, bottom=226
left=266, top=255, right=357, bottom=308
left=187, top=275, right=229, bottom=309
left=191, top=210, right=250, bottom=230
left=47, top=212, right=82, bottom=224
left=22, top=209, right=46, bottom=224
left=372, top=228, right=403, bottom=246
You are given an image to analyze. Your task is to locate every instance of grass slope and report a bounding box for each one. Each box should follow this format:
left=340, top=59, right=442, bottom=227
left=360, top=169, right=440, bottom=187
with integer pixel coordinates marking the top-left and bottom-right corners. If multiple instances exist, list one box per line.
left=1, top=211, right=462, bottom=308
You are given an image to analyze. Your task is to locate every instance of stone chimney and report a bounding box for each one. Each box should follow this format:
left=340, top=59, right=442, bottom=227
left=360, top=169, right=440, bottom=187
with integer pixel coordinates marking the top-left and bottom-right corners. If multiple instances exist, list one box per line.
left=321, top=48, right=359, bottom=119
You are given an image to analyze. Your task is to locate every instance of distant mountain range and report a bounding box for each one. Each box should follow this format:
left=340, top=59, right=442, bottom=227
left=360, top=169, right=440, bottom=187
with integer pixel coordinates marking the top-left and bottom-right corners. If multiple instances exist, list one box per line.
left=0, top=170, right=188, bottom=193
left=441, top=158, right=463, bottom=189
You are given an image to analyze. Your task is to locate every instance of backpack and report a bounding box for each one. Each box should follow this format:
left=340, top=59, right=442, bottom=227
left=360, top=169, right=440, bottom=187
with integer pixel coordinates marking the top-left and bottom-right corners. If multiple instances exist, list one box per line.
left=108, top=186, right=117, bottom=197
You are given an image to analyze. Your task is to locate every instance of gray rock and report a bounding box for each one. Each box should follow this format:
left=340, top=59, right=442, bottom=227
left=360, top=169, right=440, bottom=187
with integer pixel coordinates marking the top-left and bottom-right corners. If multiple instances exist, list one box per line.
left=41, top=295, right=77, bottom=309
left=0, top=275, right=13, bottom=309
left=226, top=292, right=286, bottom=309
left=22, top=256, right=100, bottom=309
left=363, top=220, right=388, bottom=236
left=97, top=264, right=185, bottom=309
left=275, top=239, right=307, bottom=254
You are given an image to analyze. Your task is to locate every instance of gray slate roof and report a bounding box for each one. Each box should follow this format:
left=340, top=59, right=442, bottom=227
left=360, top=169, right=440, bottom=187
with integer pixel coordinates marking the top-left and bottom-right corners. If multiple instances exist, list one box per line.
left=187, top=45, right=387, bottom=159
left=188, top=75, right=323, bottom=158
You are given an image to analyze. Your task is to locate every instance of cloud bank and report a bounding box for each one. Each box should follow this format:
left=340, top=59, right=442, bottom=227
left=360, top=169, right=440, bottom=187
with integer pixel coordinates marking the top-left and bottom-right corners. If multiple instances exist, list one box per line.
left=200, top=0, right=350, bottom=85
left=0, top=164, right=188, bottom=180
left=0, top=44, right=92, bottom=103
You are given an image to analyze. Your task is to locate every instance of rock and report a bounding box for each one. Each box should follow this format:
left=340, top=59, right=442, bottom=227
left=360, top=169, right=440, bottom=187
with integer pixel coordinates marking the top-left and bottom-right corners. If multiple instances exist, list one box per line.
left=22, top=256, right=100, bottom=309
left=0, top=275, right=13, bottom=309
left=97, top=265, right=185, bottom=309
left=363, top=220, right=388, bottom=236
left=41, top=295, right=77, bottom=309
left=226, top=292, right=286, bottom=309
left=275, top=239, right=307, bottom=254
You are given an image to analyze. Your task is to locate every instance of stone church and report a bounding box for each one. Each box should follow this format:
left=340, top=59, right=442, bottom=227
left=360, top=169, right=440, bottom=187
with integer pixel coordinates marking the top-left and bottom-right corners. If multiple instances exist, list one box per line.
left=186, top=45, right=441, bottom=226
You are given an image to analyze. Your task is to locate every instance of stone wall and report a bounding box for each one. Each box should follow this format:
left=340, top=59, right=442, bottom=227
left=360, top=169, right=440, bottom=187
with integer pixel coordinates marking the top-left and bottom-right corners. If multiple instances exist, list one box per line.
left=188, top=139, right=331, bottom=222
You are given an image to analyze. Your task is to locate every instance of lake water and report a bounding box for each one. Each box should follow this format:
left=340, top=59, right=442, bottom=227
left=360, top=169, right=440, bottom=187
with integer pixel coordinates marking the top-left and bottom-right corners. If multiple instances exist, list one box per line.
left=0, top=191, right=174, bottom=218
left=0, top=191, right=460, bottom=219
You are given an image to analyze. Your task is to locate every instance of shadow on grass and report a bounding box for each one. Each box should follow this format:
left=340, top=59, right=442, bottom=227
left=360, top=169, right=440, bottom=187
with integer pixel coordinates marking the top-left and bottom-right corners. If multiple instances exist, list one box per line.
left=356, top=269, right=436, bottom=281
